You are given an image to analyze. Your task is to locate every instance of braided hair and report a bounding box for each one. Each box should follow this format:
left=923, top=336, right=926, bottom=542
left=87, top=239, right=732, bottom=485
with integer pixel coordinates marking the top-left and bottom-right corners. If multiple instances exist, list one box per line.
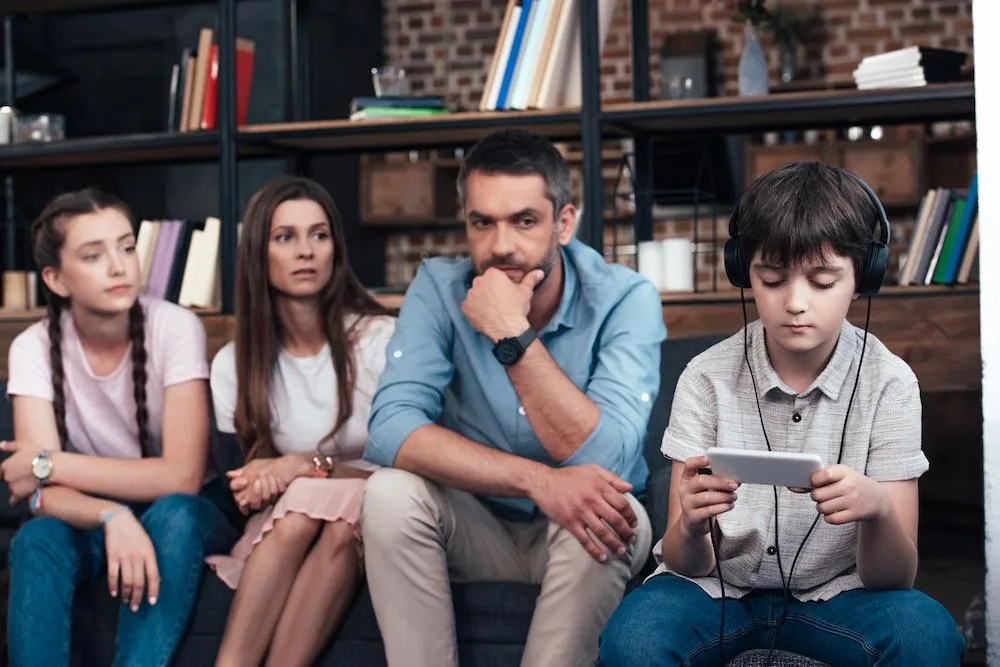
left=32, top=189, right=151, bottom=455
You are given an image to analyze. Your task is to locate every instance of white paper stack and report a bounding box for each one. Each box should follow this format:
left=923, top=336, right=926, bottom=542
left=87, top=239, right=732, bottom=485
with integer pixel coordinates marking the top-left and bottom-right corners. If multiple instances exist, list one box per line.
left=853, top=46, right=967, bottom=90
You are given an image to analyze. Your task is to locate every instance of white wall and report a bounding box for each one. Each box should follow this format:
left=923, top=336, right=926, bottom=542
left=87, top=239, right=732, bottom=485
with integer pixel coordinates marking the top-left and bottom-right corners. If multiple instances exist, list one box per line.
left=971, top=1, right=999, bottom=664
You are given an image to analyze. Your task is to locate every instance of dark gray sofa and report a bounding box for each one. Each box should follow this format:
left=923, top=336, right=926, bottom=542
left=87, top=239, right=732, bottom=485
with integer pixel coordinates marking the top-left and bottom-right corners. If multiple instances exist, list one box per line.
left=0, top=335, right=825, bottom=666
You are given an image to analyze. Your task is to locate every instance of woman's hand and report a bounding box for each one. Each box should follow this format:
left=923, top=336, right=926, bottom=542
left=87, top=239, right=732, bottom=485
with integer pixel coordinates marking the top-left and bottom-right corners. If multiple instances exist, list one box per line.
left=102, top=506, right=159, bottom=612
left=0, top=440, right=47, bottom=504
left=227, top=456, right=309, bottom=514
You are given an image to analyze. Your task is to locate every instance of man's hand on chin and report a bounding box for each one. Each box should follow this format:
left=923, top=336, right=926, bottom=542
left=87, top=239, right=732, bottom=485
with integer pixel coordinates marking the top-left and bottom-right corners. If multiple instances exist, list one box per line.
left=462, top=267, right=544, bottom=342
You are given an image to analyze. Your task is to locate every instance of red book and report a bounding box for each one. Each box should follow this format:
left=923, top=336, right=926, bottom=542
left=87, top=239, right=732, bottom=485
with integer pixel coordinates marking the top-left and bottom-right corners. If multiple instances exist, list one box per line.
left=200, top=38, right=255, bottom=130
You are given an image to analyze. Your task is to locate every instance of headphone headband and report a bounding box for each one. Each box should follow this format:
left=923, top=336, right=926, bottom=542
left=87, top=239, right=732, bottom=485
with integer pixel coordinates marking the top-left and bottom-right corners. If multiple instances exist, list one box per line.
left=724, top=167, right=890, bottom=296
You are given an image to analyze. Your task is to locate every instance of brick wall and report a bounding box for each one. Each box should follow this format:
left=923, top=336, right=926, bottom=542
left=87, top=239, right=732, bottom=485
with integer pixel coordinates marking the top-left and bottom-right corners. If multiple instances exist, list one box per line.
left=378, top=0, right=975, bottom=289
left=383, top=0, right=974, bottom=107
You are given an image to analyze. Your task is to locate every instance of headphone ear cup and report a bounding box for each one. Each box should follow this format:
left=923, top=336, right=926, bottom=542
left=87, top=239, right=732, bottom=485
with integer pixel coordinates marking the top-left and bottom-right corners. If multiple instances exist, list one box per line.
left=724, top=235, right=750, bottom=289
left=857, top=241, right=888, bottom=296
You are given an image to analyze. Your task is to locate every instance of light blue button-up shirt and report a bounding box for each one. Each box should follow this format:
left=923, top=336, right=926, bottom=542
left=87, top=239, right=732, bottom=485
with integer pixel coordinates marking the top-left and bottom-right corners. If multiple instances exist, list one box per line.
left=365, top=238, right=667, bottom=520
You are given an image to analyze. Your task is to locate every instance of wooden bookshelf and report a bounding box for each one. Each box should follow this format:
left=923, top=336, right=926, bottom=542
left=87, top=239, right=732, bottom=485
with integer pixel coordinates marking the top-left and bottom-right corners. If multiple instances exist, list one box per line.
left=0, top=131, right=223, bottom=170
left=602, top=82, right=976, bottom=137
left=240, top=108, right=598, bottom=154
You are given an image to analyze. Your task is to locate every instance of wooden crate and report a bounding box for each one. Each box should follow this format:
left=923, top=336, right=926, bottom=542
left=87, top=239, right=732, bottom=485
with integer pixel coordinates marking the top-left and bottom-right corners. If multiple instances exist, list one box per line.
left=359, top=158, right=461, bottom=226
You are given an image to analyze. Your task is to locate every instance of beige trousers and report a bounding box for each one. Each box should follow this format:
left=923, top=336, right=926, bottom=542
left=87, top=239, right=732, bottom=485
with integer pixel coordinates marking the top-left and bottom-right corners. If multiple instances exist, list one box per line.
left=361, top=468, right=652, bottom=667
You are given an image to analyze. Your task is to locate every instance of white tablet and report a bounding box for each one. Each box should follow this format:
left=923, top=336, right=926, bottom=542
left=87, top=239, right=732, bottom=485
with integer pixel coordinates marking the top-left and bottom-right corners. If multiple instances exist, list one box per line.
left=705, top=448, right=824, bottom=489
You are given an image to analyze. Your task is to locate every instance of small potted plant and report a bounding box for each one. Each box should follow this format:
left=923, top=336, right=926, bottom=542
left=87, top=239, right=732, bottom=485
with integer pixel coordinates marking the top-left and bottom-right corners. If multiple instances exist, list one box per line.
left=726, top=0, right=771, bottom=96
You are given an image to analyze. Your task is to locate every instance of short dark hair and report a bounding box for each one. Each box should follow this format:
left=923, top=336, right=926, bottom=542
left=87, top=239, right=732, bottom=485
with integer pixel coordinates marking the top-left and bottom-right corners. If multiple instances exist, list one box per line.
left=457, top=129, right=573, bottom=215
left=735, top=161, right=880, bottom=282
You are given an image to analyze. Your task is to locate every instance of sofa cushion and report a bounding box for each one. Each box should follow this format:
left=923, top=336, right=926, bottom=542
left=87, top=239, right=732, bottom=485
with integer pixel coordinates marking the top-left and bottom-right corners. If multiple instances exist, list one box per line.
left=641, top=335, right=727, bottom=476
left=74, top=571, right=541, bottom=645
left=0, top=381, right=30, bottom=529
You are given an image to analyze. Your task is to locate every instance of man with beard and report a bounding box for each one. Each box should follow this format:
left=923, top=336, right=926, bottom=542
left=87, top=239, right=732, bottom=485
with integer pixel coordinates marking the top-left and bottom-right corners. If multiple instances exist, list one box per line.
left=362, top=129, right=666, bottom=667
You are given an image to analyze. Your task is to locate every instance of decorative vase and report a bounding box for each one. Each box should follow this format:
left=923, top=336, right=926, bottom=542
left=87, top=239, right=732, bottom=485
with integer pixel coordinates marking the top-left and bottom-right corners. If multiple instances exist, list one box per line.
left=738, top=24, right=770, bottom=96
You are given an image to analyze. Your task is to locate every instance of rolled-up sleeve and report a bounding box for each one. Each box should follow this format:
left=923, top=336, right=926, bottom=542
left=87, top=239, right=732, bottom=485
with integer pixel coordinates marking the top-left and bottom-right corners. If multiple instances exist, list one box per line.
left=560, top=279, right=666, bottom=475
left=365, top=265, right=456, bottom=467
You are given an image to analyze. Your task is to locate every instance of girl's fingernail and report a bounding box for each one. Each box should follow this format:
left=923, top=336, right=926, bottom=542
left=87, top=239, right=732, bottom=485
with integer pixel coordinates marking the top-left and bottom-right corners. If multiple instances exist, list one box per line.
left=149, top=597, right=157, bottom=606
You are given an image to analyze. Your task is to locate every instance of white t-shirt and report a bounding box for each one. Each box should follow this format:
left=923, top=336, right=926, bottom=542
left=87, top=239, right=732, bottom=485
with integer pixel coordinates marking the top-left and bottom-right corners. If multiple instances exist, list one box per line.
left=210, top=314, right=395, bottom=471
left=6, top=296, right=210, bottom=458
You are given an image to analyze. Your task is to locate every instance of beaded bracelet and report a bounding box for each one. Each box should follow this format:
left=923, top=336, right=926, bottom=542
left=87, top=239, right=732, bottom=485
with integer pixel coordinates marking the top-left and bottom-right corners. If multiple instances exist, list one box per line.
left=99, top=505, right=133, bottom=525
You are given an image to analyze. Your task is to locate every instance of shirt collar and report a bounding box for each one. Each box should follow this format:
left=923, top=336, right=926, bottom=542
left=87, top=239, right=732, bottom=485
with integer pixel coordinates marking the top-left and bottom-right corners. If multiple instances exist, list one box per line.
left=748, top=319, right=857, bottom=401
left=539, top=243, right=579, bottom=334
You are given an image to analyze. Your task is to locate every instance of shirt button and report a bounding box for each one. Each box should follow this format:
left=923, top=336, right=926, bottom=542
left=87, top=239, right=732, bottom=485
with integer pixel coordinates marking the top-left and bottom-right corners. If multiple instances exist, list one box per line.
left=640, top=392, right=650, bottom=402
left=792, top=412, right=802, bottom=423
left=392, top=350, right=402, bottom=359
left=766, top=545, right=777, bottom=555
left=518, top=406, right=525, bottom=416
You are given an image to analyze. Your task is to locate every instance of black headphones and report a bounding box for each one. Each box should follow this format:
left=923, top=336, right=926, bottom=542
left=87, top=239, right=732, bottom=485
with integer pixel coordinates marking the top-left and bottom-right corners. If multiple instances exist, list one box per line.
left=723, top=169, right=891, bottom=297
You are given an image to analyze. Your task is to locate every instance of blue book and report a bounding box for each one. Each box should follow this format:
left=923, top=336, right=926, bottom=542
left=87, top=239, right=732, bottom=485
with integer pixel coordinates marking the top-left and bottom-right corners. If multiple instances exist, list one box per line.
left=495, top=0, right=534, bottom=110
left=941, top=171, right=978, bottom=284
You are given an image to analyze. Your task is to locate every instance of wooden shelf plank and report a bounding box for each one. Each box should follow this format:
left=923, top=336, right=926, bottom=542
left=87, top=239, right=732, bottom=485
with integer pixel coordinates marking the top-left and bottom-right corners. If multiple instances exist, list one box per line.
left=602, top=82, right=976, bottom=136
left=0, top=131, right=222, bottom=170
left=657, top=283, right=980, bottom=305
left=0, top=0, right=205, bottom=13
left=240, top=109, right=595, bottom=153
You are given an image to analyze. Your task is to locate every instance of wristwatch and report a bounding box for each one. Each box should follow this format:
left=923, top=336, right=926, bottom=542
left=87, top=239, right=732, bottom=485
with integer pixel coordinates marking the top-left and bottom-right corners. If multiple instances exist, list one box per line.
left=312, top=453, right=334, bottom=478
left=31, top=450, right=53, bottom=487
left=30, top=450, right=53, bottom=514
left=492, top=326, right=537, bottom=366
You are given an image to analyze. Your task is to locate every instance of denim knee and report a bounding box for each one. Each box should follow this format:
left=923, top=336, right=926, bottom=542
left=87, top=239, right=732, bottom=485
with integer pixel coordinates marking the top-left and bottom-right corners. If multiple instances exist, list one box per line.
left=8, top=516, right=78, bottom=573
left=598, top=587, right=670, bottom=667
left=141, top=493, right=214, bottom=554
left=890, top=590, right=965, bottom=661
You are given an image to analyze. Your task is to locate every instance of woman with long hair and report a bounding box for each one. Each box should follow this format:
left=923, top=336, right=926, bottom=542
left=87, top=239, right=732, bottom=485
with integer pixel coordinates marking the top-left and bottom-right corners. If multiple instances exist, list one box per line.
left=207, top=176, right=395, bottom=666
left=1, top=188, right=237, bottom=667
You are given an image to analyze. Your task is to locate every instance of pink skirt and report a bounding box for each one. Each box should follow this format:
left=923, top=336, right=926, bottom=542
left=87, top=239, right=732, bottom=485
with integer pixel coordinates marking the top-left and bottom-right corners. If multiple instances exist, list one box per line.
left=206, top=476, right=367, bottom=589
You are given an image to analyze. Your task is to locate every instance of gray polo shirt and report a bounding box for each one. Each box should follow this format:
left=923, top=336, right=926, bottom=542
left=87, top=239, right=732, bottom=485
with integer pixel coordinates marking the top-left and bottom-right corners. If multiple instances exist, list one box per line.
left=651, top=318, right=929, bottom=601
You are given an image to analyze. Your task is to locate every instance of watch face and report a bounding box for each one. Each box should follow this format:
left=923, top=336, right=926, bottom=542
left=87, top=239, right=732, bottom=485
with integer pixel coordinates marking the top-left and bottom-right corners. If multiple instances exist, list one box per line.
left=494, top=339, right=521, bottom=365
left=33, top=457, right=53, bottom=479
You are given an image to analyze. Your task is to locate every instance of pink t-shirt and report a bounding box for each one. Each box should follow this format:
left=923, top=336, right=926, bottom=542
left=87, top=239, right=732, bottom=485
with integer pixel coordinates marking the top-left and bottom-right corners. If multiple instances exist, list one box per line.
left=6, top=296, right=210, bottom=458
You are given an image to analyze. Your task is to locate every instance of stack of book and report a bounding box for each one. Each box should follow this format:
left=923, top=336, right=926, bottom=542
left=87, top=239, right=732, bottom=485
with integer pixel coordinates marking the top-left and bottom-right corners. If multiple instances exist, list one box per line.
left=166, top=27, right=255, bottom=132
left=898, top=172, right=979, bottom=287
left=348, top=96, right=448, bottom=121
left=852, top=46, right=967, bottom=90
left=479, top=0, right=616, bottom=111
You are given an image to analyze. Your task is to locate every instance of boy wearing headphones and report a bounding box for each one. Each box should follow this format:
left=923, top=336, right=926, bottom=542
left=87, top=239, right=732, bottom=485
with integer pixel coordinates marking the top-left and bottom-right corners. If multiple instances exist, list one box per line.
left=599, top=162, right=964, bottom=666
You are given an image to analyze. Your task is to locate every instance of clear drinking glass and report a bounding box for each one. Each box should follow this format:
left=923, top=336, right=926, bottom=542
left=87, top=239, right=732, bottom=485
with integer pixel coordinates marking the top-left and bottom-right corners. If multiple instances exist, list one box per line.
left=371, top=66, right=406, bottom=97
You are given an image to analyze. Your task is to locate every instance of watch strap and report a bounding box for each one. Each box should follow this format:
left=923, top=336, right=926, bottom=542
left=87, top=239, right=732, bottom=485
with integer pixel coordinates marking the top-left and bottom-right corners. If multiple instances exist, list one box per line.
left=516, top=326, right=537, bottom=350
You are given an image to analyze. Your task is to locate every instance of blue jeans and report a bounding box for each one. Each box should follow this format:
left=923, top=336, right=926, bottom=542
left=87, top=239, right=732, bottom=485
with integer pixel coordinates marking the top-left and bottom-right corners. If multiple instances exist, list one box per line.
left=7, top=490, right=238, bottom=667
left=598, top=573, right=965, bottom=667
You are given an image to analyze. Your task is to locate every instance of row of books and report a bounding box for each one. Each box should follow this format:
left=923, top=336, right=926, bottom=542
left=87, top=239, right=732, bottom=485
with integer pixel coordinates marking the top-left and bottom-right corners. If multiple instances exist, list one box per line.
left=479, top=0, right=615, bottom=112
left=166, top=27, right=256, bottom=133
left=853, top=45, right=967, bottom=90
left=134, top=218, right=225, bottom=309
left=898, top=172, right=979, bottom=286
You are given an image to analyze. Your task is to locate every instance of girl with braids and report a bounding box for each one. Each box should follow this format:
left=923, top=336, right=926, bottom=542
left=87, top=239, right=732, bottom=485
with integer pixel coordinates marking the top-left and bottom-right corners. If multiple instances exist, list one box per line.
left=0, top=188, right=238, bottom=667
left=206, top=176, right=395, bottom=667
